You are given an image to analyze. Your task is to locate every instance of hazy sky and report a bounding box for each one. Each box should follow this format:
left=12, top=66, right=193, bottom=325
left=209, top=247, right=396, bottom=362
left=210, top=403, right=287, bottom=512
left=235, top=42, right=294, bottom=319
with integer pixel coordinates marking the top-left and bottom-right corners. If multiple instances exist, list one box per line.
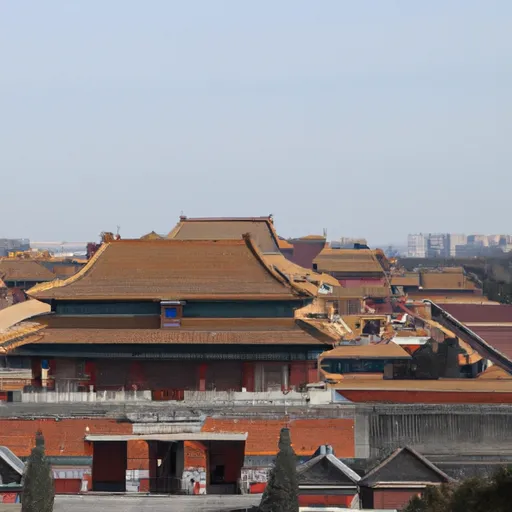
left=1, top=1, right=510, bottom=245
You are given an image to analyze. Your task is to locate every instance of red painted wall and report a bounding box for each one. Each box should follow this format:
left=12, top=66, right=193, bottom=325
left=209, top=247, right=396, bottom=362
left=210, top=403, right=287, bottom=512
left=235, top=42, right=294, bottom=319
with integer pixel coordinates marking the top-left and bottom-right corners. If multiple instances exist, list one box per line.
left=339, top=390, right=512, bottom=404
left=202, top=418, right=355, bottom=457
left=299, top=494, right=355, bottom=506
left=242, top=363, right=255, bottom=392
left=373, top=489, right=421, bottom=509
left=184, top=441, right=207, bottom=469
left=54, top=479, right=81, bottom=494
left=0, top=419, right=131, bottom=457
left=291, top=242, right=326, bottom=269
left=290, top=361, right=317, bottom=389
left=127, top=439, right=149, bottom=470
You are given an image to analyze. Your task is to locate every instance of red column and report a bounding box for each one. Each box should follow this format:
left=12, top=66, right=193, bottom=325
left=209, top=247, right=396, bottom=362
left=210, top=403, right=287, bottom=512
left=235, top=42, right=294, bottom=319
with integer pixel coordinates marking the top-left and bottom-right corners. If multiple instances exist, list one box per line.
left=289, top=362, right=307, bottom=389
left=31, top=358, right=42, bottom=388
left=129, top=361, right=145, bottom=390
left=85, top=361, right=96, bottom=390
left=242, top=363, right=255, bottom=392
left=199, top=364, right=207, bottom=391
left=307, top=361, right=318, bottom=384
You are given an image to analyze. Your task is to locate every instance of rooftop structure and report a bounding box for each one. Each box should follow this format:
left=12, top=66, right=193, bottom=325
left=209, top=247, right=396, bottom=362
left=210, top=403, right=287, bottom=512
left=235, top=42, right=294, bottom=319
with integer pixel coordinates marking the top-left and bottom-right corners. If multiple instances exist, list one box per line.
left=391, top=267, right=482, bottom=303
left=0, top=260, right=56, bottom=285
left=168, top=216, right=281, bottom=254
left=313, top=249, right=385, bottom=277
left=297, top=444, right=360, bottom=508
left=29, top=237, right=309, bottom=301
left=358, top=446, right=452, bottom=510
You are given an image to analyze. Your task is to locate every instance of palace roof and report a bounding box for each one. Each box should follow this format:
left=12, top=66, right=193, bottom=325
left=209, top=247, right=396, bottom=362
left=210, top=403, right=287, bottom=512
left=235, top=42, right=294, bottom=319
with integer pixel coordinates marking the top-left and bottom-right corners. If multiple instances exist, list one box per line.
left=313, top=248, right=385, bottom=275
left=0, top=317, right=338, bottom=353
left=168, top=216, right=281, bottom=253
left=0, top=260, right=56, bottom=282
left=321, top=343, right=411, bottom=360
left=27, top=237, right=312, bottom=301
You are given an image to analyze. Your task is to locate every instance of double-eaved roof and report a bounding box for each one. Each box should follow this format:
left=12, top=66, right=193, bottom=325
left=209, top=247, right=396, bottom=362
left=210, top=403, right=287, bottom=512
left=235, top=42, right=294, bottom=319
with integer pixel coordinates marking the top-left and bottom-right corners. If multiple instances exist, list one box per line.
left=27, top=237, right=311, bottom=301
left=168, top=216, right=281, bottom=254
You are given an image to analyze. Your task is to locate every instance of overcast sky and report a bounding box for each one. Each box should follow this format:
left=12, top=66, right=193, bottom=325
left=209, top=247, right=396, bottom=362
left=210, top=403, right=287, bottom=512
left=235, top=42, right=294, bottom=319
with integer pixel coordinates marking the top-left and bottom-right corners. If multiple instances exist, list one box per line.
left=1, top=1, right=510, bottom=245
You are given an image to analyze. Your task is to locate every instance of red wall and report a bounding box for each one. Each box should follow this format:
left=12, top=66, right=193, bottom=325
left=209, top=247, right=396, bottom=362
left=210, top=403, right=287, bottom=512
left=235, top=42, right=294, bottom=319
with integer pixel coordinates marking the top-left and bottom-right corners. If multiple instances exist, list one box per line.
left=339, top=390, right=512, bottom=404
left=299, top=494, right=355, bottom=506
left=184, top=441, right=207, bottom=469
left=0, top=418, right=131, bottom=457
left=290, top=361, right=317, bottom=389
left=373, top=489, right=421, bottom=509
left=291, top=242, right=326, bottom=269
left=55, top=479, right=81, bottom=494
left=127, top=439, right=149, bottom=470
left=202, top=418, right=355, bottom=457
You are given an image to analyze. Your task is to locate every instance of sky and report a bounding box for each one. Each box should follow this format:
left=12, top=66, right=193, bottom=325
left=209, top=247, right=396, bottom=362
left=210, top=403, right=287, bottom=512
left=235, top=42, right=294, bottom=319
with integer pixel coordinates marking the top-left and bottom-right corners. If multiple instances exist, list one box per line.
left=0, top=1, right=510, bottom=246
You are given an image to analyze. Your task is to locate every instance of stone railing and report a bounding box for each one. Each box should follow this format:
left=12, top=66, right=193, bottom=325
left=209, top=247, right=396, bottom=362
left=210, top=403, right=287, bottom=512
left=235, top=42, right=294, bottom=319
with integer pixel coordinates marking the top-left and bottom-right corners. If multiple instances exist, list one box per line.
left=15, top=388, right=334, bottom=405
left=182, top=389, right=333, bottom=405
left=20, top=389, right=153, bottom=403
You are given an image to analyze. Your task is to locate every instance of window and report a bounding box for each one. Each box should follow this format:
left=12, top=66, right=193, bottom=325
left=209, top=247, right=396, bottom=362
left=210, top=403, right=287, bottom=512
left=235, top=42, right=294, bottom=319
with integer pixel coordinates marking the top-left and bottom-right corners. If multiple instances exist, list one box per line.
left=164, top=307, right=178, bottom=319
left=160, top=301, right=184, bottom=328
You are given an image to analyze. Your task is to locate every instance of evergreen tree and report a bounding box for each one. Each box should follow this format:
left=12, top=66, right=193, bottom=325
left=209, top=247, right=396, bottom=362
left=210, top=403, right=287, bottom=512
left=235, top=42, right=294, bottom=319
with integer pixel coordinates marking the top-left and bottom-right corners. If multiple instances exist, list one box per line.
left=403, top=467, right=512, bottom=512
left=403, top=484, right=453, bottom=512
left=258, top=427, right=299, bottom=512
left=22, top=430, right=54, bottom=512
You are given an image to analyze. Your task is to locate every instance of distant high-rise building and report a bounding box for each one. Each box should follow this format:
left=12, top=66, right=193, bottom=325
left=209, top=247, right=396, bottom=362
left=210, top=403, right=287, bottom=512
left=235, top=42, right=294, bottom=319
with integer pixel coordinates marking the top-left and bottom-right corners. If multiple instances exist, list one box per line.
left=426, top=233, right=449, bottom=258
left=332, top=237, right=368, bottom=249
left=408, top=233, right=512, bottom=258
left=467, top=234, right=489, bottom=247
left=448, top=234, right=467, bottom=257
left=407, top=234, right=427, bottom=258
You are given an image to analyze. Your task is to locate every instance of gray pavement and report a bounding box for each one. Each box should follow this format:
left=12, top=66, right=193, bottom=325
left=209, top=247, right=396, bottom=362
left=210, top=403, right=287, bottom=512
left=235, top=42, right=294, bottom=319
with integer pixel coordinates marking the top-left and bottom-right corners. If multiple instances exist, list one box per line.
left=0, top=494, right=261, bottom=512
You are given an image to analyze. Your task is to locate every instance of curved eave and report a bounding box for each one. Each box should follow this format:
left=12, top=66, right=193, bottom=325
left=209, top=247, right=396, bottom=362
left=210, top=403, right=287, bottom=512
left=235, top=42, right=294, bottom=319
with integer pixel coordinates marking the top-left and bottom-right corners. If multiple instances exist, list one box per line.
left=242, top=234, right=314, bottom=299
left=0, top=325, right=46, bottom=354
left=26, top=242, right=109, bottom=299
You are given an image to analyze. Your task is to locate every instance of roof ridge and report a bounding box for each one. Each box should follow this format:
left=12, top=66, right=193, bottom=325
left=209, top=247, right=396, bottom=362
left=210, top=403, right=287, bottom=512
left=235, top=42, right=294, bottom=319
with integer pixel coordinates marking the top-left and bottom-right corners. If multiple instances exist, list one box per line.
left=325, top=453, right=361, bottom=482
left=0, top=446, right=25, bottom=475
left=242, top=234, right=312, bottom=299
left=179, top=216, right=272, bottom=222
left=361, top=446, right=453, bottom=483
left=167, top=216, right=282, bottom=249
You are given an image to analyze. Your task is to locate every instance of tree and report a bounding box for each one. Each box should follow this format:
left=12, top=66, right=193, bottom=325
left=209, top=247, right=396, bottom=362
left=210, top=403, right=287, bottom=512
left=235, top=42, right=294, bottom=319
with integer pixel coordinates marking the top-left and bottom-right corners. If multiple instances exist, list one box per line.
left=22, top=430, right=54, bottom=512
left=258, top=427, right=299, bottom=512
left=403, top=484, right=453, bottom=512
left=403, top=467, right=512, bottom=512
